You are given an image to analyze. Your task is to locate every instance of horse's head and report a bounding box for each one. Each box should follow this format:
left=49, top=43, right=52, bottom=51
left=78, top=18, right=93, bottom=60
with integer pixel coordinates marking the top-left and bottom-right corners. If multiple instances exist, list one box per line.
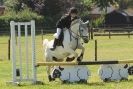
left=79, top=20, right=89, bottom=43
left=71, top=19, right=89, bottom=43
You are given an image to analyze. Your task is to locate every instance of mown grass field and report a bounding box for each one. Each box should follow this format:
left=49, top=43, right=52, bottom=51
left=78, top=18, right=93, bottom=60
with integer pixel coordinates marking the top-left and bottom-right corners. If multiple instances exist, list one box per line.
left=0, top=34, right=133, bottom=89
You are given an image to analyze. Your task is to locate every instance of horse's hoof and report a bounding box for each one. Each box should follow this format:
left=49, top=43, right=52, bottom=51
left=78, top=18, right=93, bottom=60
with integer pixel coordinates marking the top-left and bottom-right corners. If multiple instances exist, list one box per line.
left=62, top=80, right=70, bottom=84
left=120, top=78, right=128, bottom=81
left=77, top=57, right=81, bottom=62
left=66, top=57, right=75, bottom=62
left=78, top=79, right=87, bottom=84
left=48, top=75, right=55, bottom=82
left=103, top=78, right=111, bottom=82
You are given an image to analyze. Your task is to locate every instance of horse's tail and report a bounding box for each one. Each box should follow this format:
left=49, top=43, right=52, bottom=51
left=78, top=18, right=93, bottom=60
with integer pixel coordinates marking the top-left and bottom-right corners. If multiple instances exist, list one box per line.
left=43, top=39, right=49, bottom=46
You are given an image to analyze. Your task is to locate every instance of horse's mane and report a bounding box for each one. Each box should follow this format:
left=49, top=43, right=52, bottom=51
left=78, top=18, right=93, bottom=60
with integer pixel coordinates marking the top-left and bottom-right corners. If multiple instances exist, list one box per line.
left=71, top=19, right=79, bottom=26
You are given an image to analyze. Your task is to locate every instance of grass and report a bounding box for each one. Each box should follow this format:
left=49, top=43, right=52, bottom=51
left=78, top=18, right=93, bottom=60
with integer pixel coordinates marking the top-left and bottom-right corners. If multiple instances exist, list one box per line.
left=0, top=34, right=133, bottom=89
left=0, top=36, right=10, bottom=60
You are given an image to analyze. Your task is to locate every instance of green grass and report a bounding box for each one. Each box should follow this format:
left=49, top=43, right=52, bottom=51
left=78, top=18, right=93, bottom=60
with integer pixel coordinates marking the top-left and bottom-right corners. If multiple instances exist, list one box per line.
left=0, top=36, right=10, bottom=60
left=0, top=35, right=133, bottom=89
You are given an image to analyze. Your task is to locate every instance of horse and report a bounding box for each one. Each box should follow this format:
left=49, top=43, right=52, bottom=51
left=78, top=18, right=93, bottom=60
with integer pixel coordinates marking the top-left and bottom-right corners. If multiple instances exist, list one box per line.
left=43, top=19, right=89, bottom=81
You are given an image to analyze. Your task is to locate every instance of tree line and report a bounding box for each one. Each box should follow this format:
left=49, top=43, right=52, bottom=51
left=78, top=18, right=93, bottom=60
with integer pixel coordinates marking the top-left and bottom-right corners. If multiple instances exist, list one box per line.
left=1, top=0, right=133, bottom=28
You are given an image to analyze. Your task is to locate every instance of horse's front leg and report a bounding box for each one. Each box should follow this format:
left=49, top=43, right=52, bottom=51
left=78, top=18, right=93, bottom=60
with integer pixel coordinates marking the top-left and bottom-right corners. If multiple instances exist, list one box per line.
left=77, top=44, right=85, bottom=62
left=66, top=48, right=78, bottom=62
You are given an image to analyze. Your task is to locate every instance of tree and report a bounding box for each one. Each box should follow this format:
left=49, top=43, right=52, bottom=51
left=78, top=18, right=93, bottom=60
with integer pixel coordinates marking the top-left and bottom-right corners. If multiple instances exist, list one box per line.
left=79, top=0, right=93, bottom=16
left=92, top=0, right=119, bottom=13
left=0, top=0, right=4, bottom=5
left=43, top=0, right=63, bottom=16
left=118, top=0, right=133, bottom=10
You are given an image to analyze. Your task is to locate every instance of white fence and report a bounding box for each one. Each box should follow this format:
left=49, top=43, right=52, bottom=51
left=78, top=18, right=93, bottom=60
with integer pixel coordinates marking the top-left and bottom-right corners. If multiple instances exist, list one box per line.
left=9, top=20, right=37, bottom=85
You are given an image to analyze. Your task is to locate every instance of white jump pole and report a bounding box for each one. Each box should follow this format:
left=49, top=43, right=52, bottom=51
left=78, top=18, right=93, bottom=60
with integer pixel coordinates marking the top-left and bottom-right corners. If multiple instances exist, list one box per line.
left=31, top=20, right=37, bottom=84
left=10, top=21, right=17, bottom=84
left=25, top=24, right=29, bottom=79
left=18, top=23, right=22, bottom=81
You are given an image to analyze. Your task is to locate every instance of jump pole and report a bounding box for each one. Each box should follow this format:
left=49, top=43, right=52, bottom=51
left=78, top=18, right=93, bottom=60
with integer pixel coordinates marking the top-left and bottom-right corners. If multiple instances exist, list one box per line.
left=36, top=59, right=133, bottom=66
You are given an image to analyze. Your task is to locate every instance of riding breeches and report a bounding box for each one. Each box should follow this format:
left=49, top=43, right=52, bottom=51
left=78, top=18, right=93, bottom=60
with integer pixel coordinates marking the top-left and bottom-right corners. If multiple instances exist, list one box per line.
left=54, top=28, right=62, bottom=39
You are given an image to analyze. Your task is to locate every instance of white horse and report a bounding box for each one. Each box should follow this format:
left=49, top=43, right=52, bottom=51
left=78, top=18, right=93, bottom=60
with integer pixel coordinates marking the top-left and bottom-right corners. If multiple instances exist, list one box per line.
left=43, top=19, right=89, bottom=81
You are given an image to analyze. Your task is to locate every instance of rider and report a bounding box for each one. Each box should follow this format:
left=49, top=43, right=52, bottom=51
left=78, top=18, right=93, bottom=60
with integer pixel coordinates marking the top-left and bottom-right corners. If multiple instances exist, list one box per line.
left=50, top=7, right=79, bottom=51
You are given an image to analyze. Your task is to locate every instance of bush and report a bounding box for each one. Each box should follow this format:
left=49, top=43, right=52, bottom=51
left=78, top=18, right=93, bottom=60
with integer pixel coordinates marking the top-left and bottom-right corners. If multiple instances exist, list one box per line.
left=89, top=15, right=104, bottom=28
left=0, top=8, right=44, bottom=31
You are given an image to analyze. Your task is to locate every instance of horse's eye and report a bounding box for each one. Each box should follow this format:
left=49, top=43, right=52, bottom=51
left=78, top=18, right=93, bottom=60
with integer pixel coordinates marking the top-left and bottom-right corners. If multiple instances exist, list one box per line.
left=80, top=29, right=83, bottom=31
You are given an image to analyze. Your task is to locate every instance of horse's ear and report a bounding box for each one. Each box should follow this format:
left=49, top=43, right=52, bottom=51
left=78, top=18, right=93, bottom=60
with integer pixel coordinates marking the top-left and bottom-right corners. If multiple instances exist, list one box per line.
left=84, top=20, right=89, bottom=24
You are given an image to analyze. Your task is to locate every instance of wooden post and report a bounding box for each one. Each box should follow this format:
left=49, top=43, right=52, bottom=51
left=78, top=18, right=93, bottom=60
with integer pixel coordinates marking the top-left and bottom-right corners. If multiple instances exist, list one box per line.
left=95, top=40, right=97, bottom=61
left=91, top=28, right=93, bottom=40
left=8, top=38, right=10, bottom=60
left=15, top=30, right=17, bottom=45
left=109, top=30, right=111, bottom=39
left=128, top=31, right=130, bottom=38
left=88, top=27, right=91, bottom=40
left=41, top=29, right=44, bottom=43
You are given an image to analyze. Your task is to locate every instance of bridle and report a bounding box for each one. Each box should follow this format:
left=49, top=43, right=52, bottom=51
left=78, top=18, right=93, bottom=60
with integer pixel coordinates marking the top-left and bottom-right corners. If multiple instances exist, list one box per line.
left=70, top=20, right=88, bottom=39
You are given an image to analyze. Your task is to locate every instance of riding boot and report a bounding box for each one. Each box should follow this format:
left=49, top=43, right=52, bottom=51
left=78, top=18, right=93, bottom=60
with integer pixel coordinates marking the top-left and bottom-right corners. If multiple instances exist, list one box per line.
left=50, top=38, right=58, bottom=51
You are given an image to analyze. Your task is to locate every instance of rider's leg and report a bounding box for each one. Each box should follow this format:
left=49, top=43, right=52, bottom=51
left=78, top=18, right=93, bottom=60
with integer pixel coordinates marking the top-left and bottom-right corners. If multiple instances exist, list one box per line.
left=50, top=38, right=58, bottom=51
left=50, top=28, right=62, bottom=51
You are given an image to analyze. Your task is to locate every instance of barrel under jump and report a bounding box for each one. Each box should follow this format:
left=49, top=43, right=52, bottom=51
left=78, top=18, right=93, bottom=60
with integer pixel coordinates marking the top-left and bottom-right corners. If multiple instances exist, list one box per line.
left=37, top=60, right=133, bottom=83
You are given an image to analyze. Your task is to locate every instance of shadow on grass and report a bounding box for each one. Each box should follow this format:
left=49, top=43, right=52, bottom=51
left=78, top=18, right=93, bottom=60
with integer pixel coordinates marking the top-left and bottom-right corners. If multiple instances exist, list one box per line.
left=120, top=79, right=133, bottom=83
left=86, top=82, right=105, bottom=86
left=6, top=79, right=133, bottom=87
left=57, top=81, right=105, bottom=86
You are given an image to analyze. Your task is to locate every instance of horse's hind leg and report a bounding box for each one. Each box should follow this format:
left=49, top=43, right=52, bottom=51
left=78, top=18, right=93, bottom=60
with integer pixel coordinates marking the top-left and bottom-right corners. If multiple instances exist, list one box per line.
left=66, top=56, right=75, bottom=62
left=77, top=53, right=84, bottom=62
left=65, top=48, right=78, bottom=61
